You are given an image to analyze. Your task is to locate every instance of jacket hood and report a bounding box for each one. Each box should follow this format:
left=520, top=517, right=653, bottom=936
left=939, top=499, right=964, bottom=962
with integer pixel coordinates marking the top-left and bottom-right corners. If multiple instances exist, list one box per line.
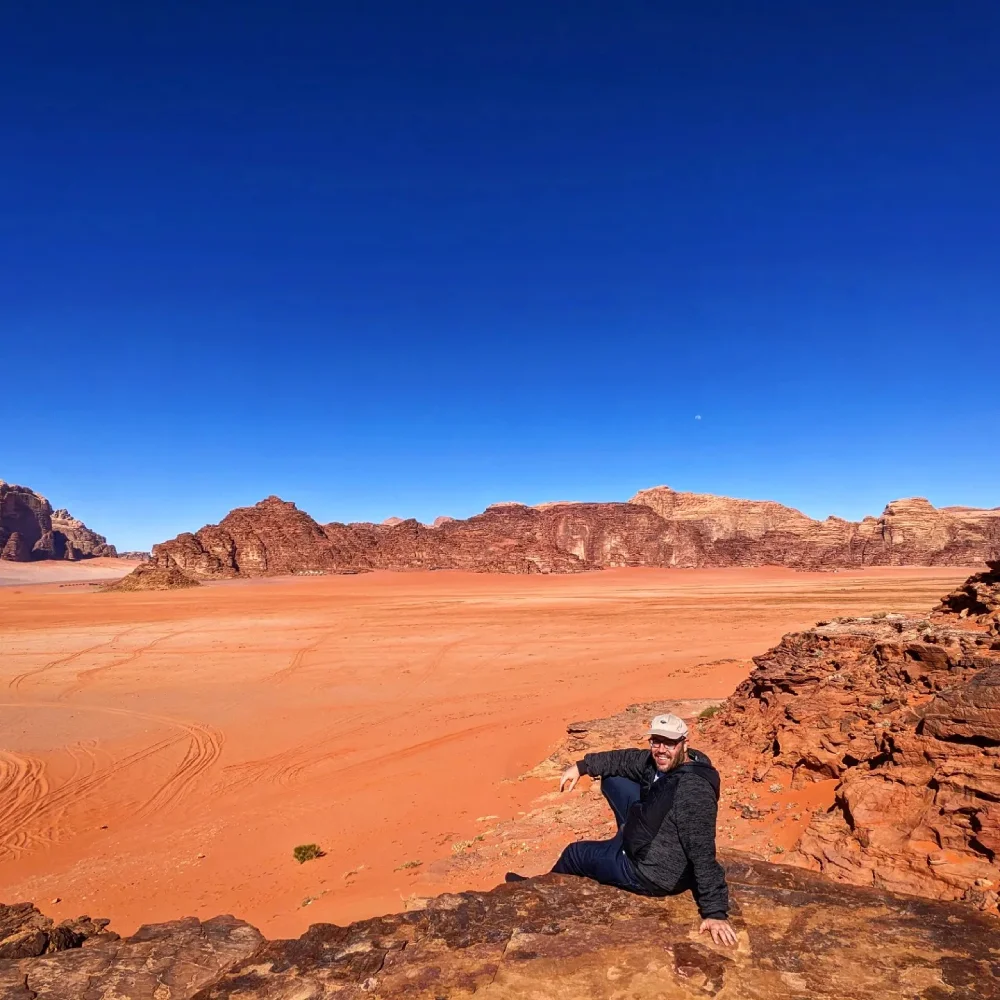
left=680, top=748, right=720, bottom=800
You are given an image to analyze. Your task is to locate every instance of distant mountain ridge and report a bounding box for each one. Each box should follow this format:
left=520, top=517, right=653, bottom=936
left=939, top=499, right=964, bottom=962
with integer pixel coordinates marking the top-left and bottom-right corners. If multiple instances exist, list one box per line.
left=0, top=481, right=118, bottom=561
left=132, top=485, right=1000, bottom=585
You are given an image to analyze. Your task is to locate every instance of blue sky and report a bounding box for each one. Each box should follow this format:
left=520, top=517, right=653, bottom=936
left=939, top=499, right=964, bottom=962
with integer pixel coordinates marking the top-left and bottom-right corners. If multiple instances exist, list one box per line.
left=4, top=2, right=998, bottom=551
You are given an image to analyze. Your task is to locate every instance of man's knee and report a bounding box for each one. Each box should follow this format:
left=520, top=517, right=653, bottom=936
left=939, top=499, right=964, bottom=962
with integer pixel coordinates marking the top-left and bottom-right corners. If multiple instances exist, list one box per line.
left=601, top=775, right=640, bottom=823
left=601, top=776, right=638, bottom=798
left=552, top=841, right=583, bottom=876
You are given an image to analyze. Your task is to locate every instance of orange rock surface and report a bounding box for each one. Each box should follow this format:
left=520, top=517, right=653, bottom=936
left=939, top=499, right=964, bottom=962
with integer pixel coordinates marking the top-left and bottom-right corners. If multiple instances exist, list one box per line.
left=0, top=565, right=969, bottom=938
left=699, top=560, right=1000, bottom=908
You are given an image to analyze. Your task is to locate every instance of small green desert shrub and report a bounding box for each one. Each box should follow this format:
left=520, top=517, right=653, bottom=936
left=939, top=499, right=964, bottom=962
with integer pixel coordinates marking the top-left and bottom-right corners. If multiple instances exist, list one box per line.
left=293, top=843, right=323, bottom=864
left=699, top=705, right=722, bottom=720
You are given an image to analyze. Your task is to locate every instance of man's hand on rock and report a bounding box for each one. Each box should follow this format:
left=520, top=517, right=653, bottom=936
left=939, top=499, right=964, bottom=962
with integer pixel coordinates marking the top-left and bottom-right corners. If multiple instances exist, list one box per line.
left=699, top=918, right=737, bottom=947
left=559, top=764, right=580, bottom=793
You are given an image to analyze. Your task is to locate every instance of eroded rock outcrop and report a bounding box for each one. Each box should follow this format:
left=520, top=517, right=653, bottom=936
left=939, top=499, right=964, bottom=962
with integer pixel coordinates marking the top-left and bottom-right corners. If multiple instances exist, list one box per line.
left=935, top=559, right=1000, bottom=634
left=149, top=497, right=377, bottom=580
left=698, top=564, right=1000, bottom=906
left=0, top=902, right=117, bottom=960
left=0, top=903, right=262, bottom=999
left=130, top=488, right=1000, bottom=585
left=144, top=496, right=713, bottom=582
left=3, top=863, right=998, bottom=998
left=632, top=486, right=1000, bottom=568
left=0, top=482, right=117, bottom=561
left=103, top=560, right=202, bottom=592
left=49, top=508, right=117, bottom=559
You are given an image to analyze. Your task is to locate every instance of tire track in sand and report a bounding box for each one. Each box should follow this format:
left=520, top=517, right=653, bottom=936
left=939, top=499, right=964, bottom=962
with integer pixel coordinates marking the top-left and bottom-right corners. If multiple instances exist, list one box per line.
left=225, top=634, right=478, bottom=790
left=0, top=751, right=50, bottom=846
left=7, top=628, right=141, bottom=693
left=267, top=627, right=342, bottom=684
left=215, top=712, right=375, bottom=793
left=0, top=737, right=179, bottom=858
left=217, top=715, right=497, bottom=795
left=0, top=703, right=224, bottom=858
left=58, top=627, right=198, bottom=702
left=135, top=718, right=224, bottom=818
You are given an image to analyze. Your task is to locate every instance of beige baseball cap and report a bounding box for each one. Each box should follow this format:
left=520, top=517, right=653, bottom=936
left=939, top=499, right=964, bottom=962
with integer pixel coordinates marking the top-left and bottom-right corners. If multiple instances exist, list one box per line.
left=647, top=713, right=689, bottom=740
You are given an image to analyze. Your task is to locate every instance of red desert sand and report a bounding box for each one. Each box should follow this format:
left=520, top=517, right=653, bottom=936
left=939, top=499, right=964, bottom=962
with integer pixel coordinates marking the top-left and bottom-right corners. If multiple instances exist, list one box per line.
left=0, top=566, right=976, bottom=937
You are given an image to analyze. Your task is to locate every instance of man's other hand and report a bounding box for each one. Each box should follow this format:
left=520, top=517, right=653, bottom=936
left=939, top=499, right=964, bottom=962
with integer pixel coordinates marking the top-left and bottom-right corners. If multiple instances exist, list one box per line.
left=559, top=764, right=580, bottom=793
left=699, top=918, right=737, bottom=947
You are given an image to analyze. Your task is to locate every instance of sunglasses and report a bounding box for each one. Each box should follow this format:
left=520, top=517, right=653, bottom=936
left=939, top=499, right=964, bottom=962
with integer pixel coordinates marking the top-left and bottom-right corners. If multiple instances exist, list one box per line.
left=648, top=737, right=685, bottom=748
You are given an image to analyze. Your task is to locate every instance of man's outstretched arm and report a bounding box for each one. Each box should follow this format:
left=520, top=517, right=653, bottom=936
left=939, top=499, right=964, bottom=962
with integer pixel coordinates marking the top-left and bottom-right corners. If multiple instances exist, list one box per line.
left=559, top=749, right=648, bottom=792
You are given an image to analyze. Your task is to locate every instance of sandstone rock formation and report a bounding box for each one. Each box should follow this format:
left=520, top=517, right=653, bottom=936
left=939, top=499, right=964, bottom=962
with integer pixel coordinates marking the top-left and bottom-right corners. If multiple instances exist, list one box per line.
left=130, top=487, right=1000, bottom=586
left=2, top=863, right=998, bottom=998
left=632, top=486, right=1000, bottom=568
left=149, top=497, right=378, bottom=580
left=699, top=562, right=1000, bottom=907
left=145, top=496, right=706, bottom=582
left=49, top=508, right=117, bottom=559
left=0, top=482, right=118, bottom=561
left=103, top=560, right=202, bottom=592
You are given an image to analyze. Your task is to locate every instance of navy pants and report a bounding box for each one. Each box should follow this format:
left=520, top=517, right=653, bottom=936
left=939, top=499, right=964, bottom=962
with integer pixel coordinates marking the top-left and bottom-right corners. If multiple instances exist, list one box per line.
left=551, top=776, right=652, bottom=894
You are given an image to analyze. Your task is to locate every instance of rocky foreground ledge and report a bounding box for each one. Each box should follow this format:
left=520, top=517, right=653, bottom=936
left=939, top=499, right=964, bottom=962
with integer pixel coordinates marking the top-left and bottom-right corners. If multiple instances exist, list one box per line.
left=2, top=857, right=997, bottom=999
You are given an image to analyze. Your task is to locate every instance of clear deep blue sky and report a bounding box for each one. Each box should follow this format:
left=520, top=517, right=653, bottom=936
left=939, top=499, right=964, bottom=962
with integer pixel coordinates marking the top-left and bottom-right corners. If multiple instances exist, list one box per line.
left=4, top=2, right=998, bottom=550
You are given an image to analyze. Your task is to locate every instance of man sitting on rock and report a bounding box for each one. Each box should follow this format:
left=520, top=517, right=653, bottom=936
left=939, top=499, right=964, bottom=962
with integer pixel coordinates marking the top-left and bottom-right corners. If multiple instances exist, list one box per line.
left=514, top=712, right=737, bottom=947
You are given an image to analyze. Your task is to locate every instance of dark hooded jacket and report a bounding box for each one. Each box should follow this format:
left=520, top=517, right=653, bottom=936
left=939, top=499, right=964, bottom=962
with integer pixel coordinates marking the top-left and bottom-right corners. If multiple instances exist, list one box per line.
left=576, top=747, right=729, bottom=920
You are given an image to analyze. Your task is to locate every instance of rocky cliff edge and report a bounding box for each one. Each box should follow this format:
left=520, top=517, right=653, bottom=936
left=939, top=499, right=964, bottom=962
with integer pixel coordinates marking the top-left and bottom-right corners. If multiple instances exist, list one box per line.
left=2, top=858, right=997, bottom=999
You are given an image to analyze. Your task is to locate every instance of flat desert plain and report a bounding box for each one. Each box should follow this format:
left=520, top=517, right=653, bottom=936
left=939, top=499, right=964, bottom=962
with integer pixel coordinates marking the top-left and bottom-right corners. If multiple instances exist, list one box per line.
left=0, top=566, right=974, bottom=936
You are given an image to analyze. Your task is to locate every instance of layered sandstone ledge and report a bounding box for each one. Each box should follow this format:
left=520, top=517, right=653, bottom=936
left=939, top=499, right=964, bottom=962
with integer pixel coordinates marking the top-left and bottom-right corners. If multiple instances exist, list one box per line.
left=126, top=487, right=999, bottom=587
left=2, top=861, right=997, bottom=999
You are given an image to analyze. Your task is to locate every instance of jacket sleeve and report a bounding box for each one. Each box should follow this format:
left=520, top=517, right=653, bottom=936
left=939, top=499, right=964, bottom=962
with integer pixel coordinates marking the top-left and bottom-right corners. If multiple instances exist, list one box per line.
left=675, top=776, right=730, bottom=920
left=577, top=748, right=649, bottom=782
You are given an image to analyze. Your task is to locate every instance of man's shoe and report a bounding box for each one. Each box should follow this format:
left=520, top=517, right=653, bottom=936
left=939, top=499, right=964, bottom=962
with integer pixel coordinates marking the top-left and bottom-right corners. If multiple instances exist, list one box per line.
left=504, top=872, right=529, bottom=883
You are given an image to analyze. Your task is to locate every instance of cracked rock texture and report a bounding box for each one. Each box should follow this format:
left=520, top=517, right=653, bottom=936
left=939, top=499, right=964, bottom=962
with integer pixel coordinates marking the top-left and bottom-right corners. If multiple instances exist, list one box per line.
left=3, top=862, right=999, bottom=999
left=131, top=488, right=1000, bottom=586
left=0, top=906, right=263, bottom=1000
left=0, top=903, right=117, bottom=961
left=0, top=482, right=117, bottom=561
left=701, top=562, right=1000, bottom=907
